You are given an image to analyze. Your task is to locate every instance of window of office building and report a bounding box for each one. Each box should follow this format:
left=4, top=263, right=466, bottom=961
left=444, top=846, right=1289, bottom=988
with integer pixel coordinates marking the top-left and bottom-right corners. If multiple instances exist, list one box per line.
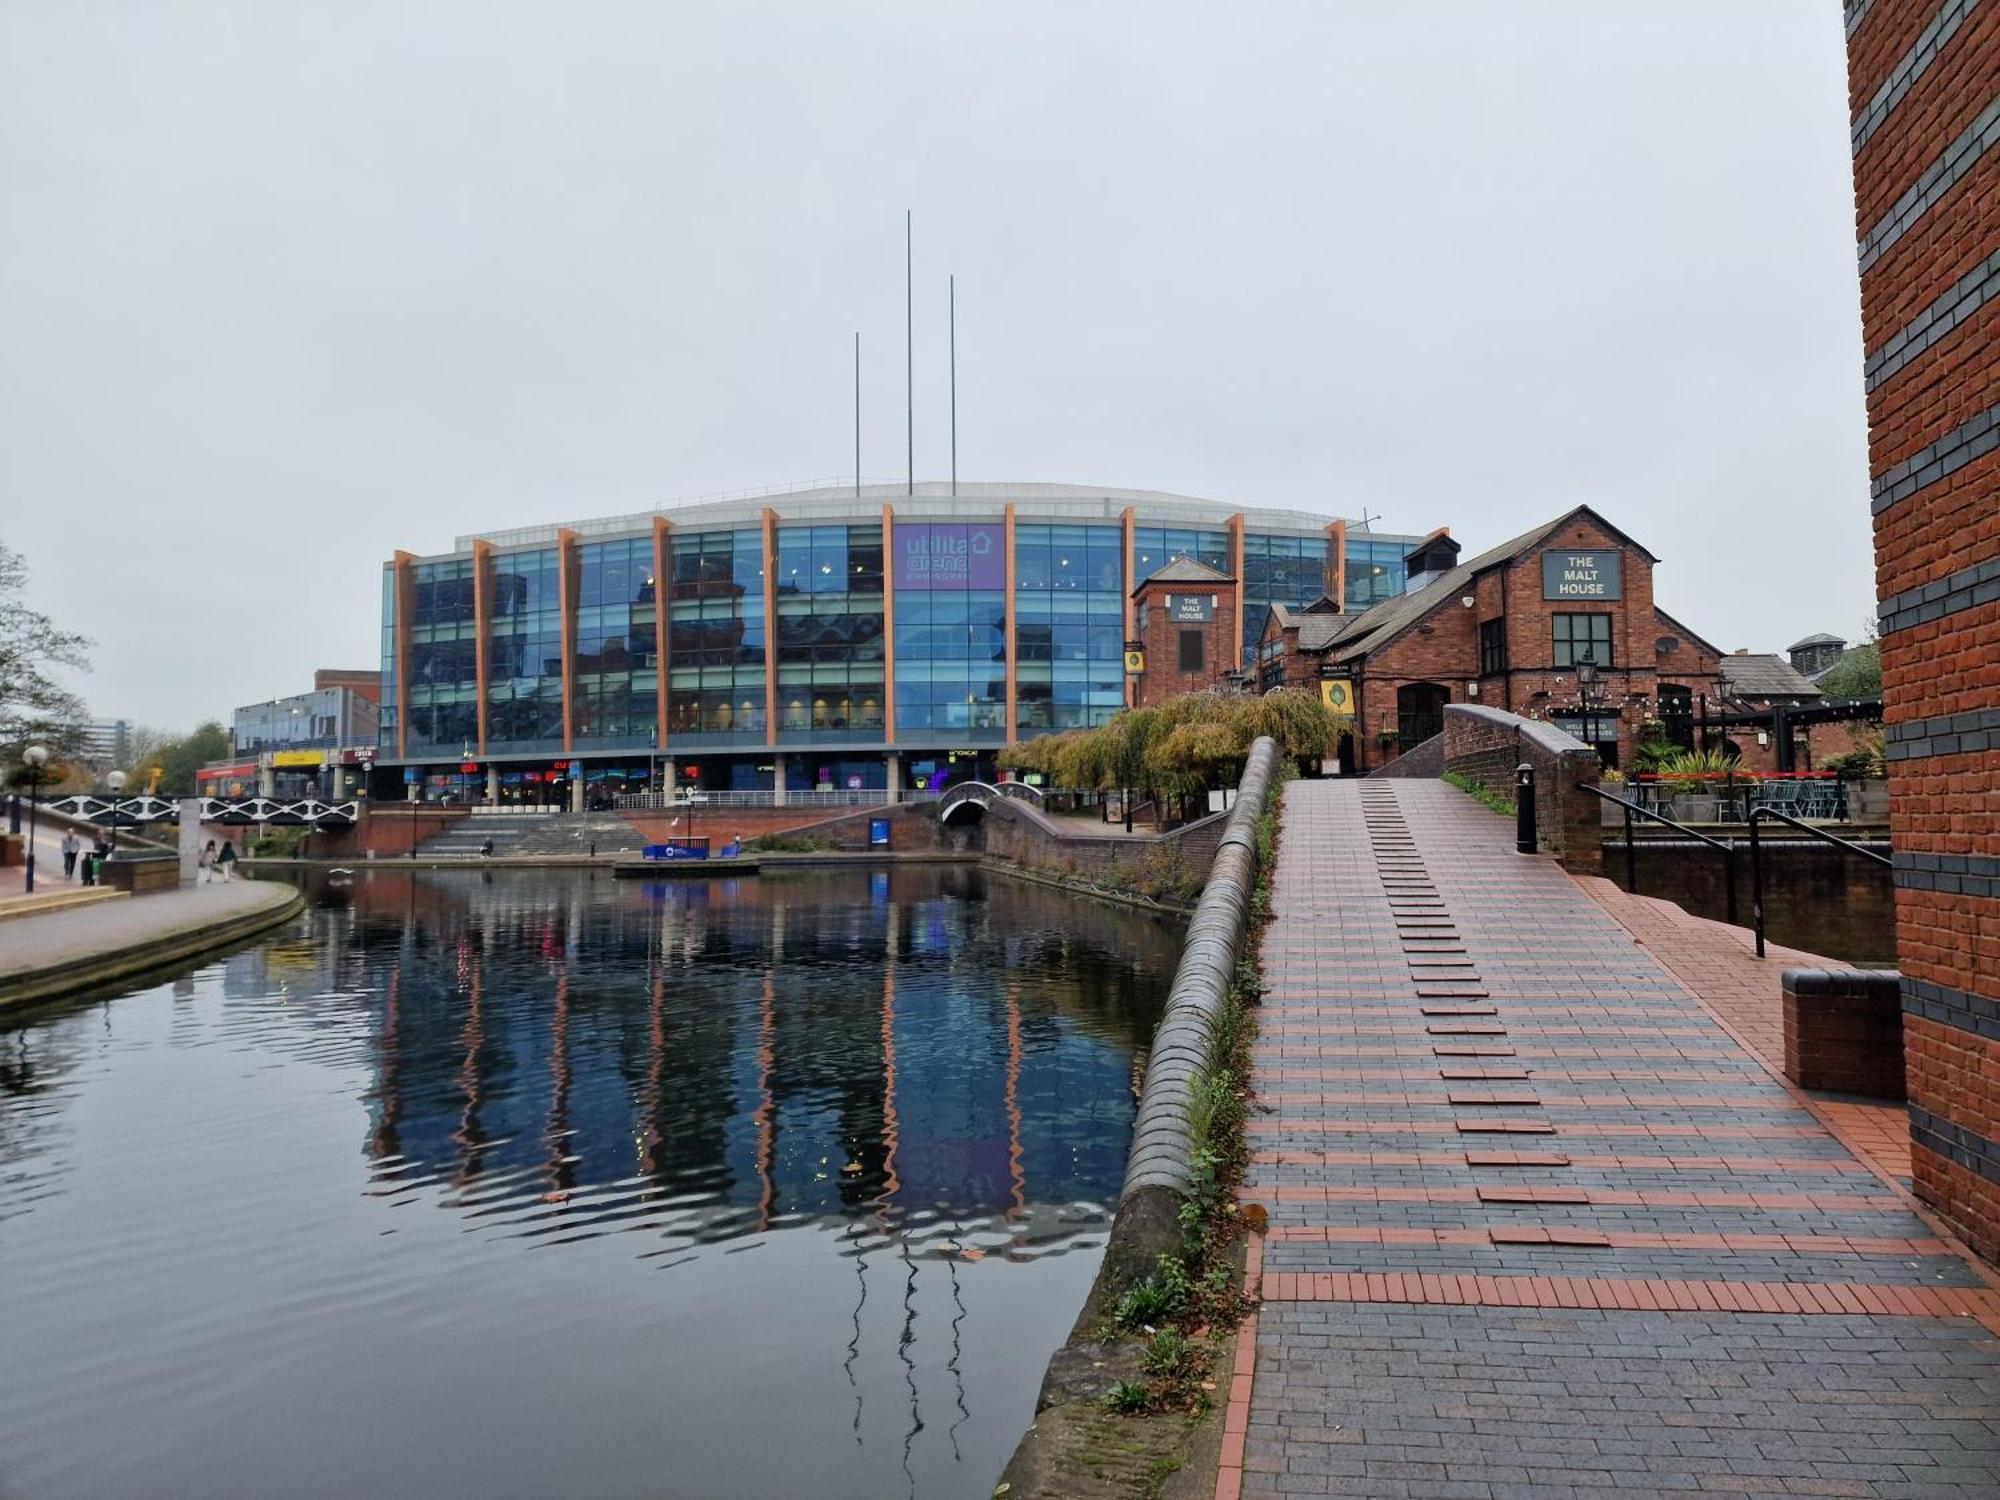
left=406, top=558, right=478, bottom=752
left=1013, top=523, right=1125, bottom=736
left=1344, top=539, right=1410, bottom=609
left=574, top=537, right=657, bottom=749
left=1552, top=613, right=1614, bottom=668
left=378, top=567, right=398, bottom=748
left=892, top=522, right=1007, bottom=739
left=487, top=548, right=565, bottom=751
left=775, top=524, right=886, bottom=741
left=1133, top=526, right=1230, bottom=584
left=667, top=528, right=767, bottom=741
left=1479, top=618, right=1507, bottom=677
left=1241, top=532, right=1331, bottom=655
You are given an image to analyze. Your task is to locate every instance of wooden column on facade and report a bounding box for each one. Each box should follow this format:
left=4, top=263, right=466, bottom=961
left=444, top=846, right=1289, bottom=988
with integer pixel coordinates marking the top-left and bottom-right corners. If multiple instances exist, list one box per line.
left=761, top=508, right=779, bottom=748
left=881, top=503, right=897, bottom=746
left=392, top=551, right=415, bottom=761
left=1227, top=512, right=1247, bottom=666
left=652, top=517, right=671, bottom=754
left=1326, top=519, right=1347, bottom=615
left=471, top=540, right=493, bottom=756
left=556, top=528, right=578, bottom=753
left=1003, top=504, right=1018, bottom=740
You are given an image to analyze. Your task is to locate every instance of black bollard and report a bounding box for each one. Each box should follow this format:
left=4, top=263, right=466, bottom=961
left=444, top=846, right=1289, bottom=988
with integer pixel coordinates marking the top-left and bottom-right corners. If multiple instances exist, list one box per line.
left=1515, top=763, right=1536, bottom=855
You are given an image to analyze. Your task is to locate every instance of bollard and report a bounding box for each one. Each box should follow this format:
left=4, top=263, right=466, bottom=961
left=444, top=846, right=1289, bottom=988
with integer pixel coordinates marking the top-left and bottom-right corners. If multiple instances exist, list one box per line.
left=1515, top=763, right=1536, bottom=855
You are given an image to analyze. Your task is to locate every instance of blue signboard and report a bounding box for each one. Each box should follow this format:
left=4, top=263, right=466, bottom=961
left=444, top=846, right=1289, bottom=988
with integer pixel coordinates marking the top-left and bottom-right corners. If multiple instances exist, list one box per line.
left=869, top=819, right=892, bottom=847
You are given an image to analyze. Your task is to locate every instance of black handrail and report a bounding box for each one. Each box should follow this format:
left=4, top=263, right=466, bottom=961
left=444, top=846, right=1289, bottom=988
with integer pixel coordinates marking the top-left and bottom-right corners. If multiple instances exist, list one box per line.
left=1584, top=784, right=1738, bottom=927
left=1747, top=806, right=1892, bottom=957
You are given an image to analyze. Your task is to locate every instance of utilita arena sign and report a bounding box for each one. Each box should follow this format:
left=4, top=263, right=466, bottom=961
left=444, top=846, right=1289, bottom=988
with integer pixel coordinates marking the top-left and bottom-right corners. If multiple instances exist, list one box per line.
left=894, top=524, right=1005, bottom=591
left=1540, top=550, right=1622, bottom=601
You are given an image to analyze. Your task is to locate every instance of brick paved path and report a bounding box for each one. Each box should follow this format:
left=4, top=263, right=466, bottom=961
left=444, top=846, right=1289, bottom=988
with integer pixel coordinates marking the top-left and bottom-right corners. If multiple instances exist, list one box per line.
left=1221, top=779, right=2000, bottom=1500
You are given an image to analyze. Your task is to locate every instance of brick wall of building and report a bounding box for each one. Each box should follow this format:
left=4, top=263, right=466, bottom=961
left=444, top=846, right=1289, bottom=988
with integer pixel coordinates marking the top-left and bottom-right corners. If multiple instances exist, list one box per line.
left=1440, top=704, right=1603, bottom=874
left=1133, top=580, right=1237, bottom=710
left=1846, top=0, right=1999, bottom=1260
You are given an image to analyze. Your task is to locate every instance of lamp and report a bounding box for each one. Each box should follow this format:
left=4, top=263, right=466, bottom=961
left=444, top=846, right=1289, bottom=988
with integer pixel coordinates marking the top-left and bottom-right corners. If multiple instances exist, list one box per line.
left=23, top=743, right=47, bottom=894
left=105, top=769, right=127, bottom=859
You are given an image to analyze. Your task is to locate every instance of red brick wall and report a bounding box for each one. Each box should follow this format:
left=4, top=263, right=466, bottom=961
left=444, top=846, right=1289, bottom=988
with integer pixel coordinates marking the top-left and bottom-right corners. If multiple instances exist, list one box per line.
left=1847, top=0, right=2000, bottom=1261
left=312, top=804, right=468, bottom=858
left=1133, top=581, right=1237, bottom=709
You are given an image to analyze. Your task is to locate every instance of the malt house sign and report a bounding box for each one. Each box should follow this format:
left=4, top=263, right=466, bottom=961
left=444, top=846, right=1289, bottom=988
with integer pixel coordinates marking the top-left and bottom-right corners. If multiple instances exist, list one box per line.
left=1541, top=550, right=1622, bottom=601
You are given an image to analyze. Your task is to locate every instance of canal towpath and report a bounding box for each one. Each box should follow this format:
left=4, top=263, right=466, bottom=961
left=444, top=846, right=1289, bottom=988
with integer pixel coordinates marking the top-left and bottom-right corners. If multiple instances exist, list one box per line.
left=1220, top=777, right=2000, bottom=1500
left=0, top=879, right=302, bottom=1011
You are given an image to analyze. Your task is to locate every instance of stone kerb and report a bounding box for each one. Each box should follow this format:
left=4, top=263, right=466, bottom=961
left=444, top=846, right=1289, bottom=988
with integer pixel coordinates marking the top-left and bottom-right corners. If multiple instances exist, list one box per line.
left=1097, top=735, right=1277, bottom=1290
left=1443, top=703, right=1603, bottom=875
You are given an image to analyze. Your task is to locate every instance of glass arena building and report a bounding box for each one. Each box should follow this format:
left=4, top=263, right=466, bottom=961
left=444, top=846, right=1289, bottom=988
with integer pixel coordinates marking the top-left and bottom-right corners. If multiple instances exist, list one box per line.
left=377, top=482, right=1421, bottom=803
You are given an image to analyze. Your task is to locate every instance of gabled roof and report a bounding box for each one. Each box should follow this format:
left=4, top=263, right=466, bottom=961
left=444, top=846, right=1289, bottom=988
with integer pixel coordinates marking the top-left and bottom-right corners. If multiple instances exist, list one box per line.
left=1311, top=505, right=1662, bottom=665
left=1787, top=631, right=1845, bottom=651
left=1134, top=556, right=1234, bottom=594
left=1719, top=653, right=1822, bottom=699
left=1653, top=607, right=1729, bottom=664
left=1298, top=592, right=1342, bottom=614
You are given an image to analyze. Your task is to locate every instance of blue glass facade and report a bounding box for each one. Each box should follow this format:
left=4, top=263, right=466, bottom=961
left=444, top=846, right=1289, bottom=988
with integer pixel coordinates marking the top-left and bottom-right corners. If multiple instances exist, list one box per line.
left=1013, top=523, right=1126, bottom=735
left=380, top=500, right=1423, bottom=789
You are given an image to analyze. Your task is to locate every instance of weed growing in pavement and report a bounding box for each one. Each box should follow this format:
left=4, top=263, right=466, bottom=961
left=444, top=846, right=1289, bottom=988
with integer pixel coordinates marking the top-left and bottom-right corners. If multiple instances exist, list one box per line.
left=1442, top=769, right=1516, bottom=818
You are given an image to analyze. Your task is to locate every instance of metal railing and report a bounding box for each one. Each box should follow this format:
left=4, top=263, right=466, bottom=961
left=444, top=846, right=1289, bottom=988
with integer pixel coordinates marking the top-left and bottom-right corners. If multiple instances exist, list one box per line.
left=614, top=788, right=916, bottom=811
left=1585, top=784, right=1739, bottom=927
left=1747, top=806, right=1892, bottom=957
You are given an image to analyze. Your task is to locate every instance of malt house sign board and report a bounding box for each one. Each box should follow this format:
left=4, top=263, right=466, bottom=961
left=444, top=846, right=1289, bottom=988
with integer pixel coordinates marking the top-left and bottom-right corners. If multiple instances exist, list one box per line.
left=1541, top=550, right=1622, bottom=601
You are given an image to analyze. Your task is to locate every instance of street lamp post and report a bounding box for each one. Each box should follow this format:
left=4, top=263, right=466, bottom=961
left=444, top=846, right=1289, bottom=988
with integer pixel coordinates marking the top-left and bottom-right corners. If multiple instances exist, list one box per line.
left=105, top=769, right=127, bottom=860
left=22, top=744, right=47, bottom=894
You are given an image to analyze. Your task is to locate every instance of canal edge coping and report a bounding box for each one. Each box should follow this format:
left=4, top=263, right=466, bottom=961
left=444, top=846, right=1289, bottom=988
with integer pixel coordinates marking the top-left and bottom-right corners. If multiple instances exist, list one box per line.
left=996, top=736, right=1279, bottom=1499
left=0, top=883, right=306, bottom=1012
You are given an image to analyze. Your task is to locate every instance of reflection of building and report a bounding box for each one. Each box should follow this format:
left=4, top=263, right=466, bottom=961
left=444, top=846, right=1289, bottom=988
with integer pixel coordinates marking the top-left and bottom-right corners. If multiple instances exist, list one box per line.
left=1255, top=506, right=1724, bottom=772
left=342, top=867, right=1172, bottom=1230
left=200, top=670, right=381, bottom=798
left=375, top=483, right=1423, bottom=800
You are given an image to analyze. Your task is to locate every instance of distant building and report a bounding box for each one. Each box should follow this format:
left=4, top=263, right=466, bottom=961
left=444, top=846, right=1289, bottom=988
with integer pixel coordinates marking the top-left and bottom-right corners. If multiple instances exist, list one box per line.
left=1785, top=632, right=1847, bottom=680
left=74, top=720, right=131, bottom=769
left=202, top=671, right=382, bottom=799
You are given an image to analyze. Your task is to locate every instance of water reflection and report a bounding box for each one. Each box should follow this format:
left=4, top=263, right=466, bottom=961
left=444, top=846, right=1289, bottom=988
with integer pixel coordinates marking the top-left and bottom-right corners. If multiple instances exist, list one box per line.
left=0, top=867, right=1175, bottom=1500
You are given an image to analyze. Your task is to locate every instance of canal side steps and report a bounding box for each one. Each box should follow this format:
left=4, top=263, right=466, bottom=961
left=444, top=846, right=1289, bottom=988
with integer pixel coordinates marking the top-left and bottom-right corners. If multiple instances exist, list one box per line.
left=413, top=812, right=553, bottom=858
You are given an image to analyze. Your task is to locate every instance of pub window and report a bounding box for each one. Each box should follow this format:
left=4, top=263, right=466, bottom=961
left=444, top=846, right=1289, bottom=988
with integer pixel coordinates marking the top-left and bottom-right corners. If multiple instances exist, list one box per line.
left=1552, top=613, right=1613, bottom=668
left=1178, top=629, right=1205, bottom=674
left=1479, top=618, right=1507, bottom=676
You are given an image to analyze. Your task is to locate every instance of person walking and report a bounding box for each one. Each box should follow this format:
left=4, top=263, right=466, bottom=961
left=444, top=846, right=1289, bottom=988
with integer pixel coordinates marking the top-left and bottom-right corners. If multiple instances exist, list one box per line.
left=217, top=840, right=239, bottom=882
left=197, top=840, right=217, bottom=885
left=60, top=830, right=79, bottom=880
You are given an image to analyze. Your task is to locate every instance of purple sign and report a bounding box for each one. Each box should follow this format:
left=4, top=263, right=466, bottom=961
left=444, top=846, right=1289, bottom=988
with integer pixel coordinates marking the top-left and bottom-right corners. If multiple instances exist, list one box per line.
left=894, top=523, right=1004, bottom=591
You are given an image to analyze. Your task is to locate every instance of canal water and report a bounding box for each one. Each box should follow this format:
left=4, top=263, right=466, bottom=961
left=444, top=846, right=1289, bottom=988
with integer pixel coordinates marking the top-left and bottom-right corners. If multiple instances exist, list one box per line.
left=0, top=867, right=1178, bottom=1500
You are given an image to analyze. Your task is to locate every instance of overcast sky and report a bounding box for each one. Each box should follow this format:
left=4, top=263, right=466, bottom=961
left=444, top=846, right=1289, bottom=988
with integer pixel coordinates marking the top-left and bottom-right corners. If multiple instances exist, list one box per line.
left=1, top=2, right=1874, bottom=731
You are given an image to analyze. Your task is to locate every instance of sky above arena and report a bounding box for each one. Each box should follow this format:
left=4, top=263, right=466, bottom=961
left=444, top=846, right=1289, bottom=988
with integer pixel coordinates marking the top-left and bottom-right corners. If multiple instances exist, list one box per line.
left=1, top=2, right=1875, bottom=729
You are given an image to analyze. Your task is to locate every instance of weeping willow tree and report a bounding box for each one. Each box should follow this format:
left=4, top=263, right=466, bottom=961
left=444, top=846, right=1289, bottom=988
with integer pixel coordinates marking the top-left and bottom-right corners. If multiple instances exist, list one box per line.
left=1001, top=687, right=1346, bottom=820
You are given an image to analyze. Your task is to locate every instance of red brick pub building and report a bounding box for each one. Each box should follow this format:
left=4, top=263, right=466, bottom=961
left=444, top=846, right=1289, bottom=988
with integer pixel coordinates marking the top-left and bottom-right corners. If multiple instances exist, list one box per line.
left=1246, top=506, right=1726, bottom=774
left=1845, top=1, right=1999, bottom=1260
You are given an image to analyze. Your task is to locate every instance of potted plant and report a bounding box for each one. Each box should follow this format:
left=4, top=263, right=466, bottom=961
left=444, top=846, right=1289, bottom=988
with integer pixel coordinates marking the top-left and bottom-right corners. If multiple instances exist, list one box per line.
left=1653, top=748, right=1740, bottom=823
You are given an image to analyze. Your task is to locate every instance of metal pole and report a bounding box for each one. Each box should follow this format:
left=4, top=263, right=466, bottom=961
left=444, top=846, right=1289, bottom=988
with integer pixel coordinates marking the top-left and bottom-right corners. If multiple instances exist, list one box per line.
left=25, top=777, right=39, bottom=894
left=905, top=210, right=913, bottom=497
left=1623, top=803, right=1636, bottom=892
left=1514, top=764, right=1535, bottom=855
left=1723, top=839, right=1738, bottom=928
left=949, top=273, right=957, bottom=498
left=854, top=331, right=861, bottom=498
left=1749, top=811, right=1766, bottom=957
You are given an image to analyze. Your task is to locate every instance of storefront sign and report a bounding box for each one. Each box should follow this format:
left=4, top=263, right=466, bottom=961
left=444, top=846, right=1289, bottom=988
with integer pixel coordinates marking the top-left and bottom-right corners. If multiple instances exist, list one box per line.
left=1319, top=678, right=1355, bottom=714
left=1165, top=593, right=1214, bottom=623
left=271, top=750, right=324, bottom=768
left=1541, top=550, right=1622, bottom=600
left=893, top=523, right=1005, bottom=591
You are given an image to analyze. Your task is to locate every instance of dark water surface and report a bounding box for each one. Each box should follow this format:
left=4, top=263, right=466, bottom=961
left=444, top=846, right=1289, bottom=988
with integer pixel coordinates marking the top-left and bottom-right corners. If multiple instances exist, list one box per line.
left=0, top=867, right=1177, bottom=1500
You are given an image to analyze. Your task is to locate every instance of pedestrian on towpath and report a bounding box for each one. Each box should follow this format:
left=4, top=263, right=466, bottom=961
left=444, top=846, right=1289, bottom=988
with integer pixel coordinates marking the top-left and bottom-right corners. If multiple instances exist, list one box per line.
left=217, top=840, right=238, bottom=882
left=197, top=840, right=216, bottom=884
left=60, top=831, right=79, bottom=880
